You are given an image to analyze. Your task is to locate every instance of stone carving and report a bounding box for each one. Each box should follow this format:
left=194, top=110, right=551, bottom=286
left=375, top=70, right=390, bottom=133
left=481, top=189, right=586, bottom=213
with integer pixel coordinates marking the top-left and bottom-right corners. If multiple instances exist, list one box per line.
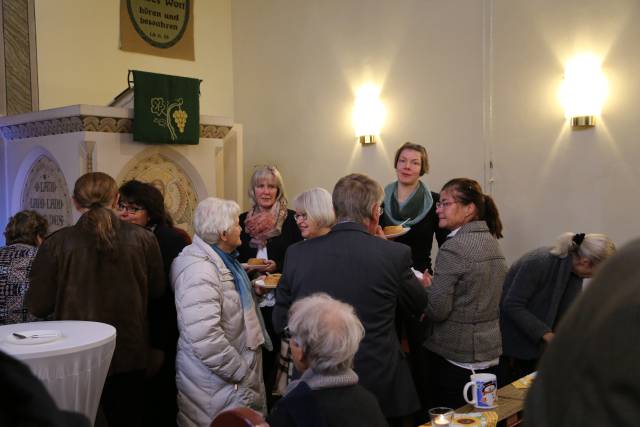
left=119, top=153, right=197, bottom=236
left=20, top=155, right=73, bottom=234
left=1, top=115, right=231, bottom=141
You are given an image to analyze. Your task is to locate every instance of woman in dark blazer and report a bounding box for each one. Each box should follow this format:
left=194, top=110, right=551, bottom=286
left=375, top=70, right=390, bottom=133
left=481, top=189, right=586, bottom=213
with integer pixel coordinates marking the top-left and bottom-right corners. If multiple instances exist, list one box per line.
left=499, top=232, right=615, bottom=385
left=422, top=178, right=507, bottom=410
left=238, top=165, right=302, bottom=406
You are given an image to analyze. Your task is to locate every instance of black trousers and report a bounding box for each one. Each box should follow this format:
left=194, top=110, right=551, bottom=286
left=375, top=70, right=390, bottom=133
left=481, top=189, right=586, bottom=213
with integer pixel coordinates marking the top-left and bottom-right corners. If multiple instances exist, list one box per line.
left=423, top=350, right=498, bottom=410
left=101, top=370, right=145, bottom=427
left=260, top=305, right=281, bottom=410
left=498, top=355, right=538, bottom=387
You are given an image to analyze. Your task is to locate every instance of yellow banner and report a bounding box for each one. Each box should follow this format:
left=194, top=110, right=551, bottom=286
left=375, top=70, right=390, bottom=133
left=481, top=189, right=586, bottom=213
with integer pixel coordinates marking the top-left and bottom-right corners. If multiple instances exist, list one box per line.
left=120, top=0, right=194, bottom=61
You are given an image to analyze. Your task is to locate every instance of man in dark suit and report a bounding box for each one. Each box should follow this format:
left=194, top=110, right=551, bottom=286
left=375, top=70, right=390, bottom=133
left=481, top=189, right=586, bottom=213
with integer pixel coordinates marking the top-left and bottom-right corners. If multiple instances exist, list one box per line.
left=524, top=238, right=640, bottom=426
left=273, top=173, right=429, bottom=424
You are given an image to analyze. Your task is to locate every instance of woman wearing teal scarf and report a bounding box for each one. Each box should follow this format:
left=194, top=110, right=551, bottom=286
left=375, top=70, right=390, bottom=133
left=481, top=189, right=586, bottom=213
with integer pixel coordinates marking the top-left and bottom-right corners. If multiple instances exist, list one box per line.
left=380, top=142, right=448, bottom=422
left=381, top=142, right=447, bottom=273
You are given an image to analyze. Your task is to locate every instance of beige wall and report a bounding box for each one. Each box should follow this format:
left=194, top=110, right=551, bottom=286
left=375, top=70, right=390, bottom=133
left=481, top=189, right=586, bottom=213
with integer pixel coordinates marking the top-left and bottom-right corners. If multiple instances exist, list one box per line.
left=35, top=0, right=234, bottom=117
left=232, top=0, right=488, bottom=207
left=232, top=0, right=640, bottom=261
left=491, top=0, right=640, bottom=260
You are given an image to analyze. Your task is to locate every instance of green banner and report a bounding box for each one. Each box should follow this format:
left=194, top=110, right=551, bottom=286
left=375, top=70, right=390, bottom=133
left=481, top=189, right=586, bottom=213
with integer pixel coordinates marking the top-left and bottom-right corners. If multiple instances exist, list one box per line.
left=132, top=70, right=200, bottom=144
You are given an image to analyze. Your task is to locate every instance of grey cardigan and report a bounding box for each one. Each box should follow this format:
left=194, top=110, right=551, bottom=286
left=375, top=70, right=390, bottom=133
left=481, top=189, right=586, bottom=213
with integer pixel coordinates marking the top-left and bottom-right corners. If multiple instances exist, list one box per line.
left=500, top=247, right=582, bottom=360
left=424, top=221, right=507, bottom=363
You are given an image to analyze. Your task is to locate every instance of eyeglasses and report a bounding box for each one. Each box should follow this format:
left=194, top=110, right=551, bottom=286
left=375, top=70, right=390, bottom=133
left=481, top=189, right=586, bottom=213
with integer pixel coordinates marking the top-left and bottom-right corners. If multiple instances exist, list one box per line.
left=294, top=212, right=308, bottom=222
left=117, top=203, right=145, bottom=213
left=435, top=200, right=458, bottom=209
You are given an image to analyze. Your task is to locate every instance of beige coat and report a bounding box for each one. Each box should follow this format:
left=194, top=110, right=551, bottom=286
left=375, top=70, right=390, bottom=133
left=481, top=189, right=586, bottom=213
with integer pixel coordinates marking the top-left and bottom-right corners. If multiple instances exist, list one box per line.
left=171, top=235, right=266, bottom=427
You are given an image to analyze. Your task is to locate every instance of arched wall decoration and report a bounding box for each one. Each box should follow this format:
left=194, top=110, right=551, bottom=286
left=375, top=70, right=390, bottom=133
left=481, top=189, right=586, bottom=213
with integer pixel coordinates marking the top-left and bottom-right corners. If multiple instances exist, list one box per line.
left=118, top=148, right=201, bottom=236
left=19, top=154, right=73, bottom=234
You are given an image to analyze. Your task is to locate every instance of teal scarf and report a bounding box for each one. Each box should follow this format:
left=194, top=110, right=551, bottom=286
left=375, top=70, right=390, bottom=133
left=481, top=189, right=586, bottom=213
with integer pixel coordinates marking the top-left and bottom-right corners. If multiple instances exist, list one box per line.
left=383, top=181, right=433, bottom=227
left=210, top=244, right=273, bottom=351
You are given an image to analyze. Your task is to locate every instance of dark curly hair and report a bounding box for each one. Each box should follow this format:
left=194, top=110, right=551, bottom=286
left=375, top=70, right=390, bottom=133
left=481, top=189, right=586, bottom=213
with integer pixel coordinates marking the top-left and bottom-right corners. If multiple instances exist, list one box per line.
left=119, top=180, right=173, bottom=227
left=4, top=210, right=49, bottom=246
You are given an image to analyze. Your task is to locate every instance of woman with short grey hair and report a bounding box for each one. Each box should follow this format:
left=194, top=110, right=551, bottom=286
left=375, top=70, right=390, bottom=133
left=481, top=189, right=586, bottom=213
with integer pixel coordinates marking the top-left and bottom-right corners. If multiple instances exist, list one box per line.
left=267, top=293, right=386, bottom=427
left=292, top=187, right=335, bottom=239
left=172, top=197, right=272, bottom=425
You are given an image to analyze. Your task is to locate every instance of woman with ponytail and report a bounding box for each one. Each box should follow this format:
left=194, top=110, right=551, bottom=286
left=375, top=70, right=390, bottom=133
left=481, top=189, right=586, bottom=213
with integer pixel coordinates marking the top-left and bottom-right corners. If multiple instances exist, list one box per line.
left=499, top=232, right=615, bottom=385
left=420, top=178, right=508, bottom=409
left=27, top=172, right=165, bottom=427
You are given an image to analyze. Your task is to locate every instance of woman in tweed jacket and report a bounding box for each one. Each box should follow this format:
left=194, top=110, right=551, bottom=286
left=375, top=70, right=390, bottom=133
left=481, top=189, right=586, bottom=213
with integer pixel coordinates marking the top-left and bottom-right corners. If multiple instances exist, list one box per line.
left=422, top=178, right=507, bottom=409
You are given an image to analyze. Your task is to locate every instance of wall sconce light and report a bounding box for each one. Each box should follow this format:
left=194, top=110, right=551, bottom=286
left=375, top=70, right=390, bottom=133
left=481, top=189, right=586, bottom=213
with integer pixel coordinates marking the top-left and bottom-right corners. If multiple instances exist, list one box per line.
left=352, top=84, right=385, bottom=144
left=559, top=54, right=607, bottom=129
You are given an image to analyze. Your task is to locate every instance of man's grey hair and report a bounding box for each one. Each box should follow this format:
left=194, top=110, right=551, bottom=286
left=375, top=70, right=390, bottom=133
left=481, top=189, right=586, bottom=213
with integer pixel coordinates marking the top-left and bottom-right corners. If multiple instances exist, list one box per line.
left=288, top=293, right=365, bottom=375
left=332, top=173, right=383, bottom=223
left=193, top=197, right=240, bottom=244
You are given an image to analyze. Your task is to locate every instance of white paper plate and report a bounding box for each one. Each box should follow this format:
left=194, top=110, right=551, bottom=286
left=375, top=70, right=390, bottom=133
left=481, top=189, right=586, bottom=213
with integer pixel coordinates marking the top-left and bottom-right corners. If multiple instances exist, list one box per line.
left=384, top=227, right=411, bottom=238
left=241, top=263, right=270, bottom=272
left=6, top=329, right=63, bottom=345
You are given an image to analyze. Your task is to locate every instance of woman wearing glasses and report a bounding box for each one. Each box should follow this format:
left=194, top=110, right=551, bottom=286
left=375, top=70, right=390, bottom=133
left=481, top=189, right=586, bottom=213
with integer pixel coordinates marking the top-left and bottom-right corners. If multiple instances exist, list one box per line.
left=422, top=178, right=507, bottom=409
left=292, top=187, right=335, bottom=240
left=238, top=165, right=302, bottom=406
left=118, top=180, right=189, bottom=426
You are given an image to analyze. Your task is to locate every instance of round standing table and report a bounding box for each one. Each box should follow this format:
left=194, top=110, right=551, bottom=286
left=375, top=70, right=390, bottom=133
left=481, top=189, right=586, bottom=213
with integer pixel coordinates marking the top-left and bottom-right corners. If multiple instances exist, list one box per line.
left=0, top=320, right=116, bottom=425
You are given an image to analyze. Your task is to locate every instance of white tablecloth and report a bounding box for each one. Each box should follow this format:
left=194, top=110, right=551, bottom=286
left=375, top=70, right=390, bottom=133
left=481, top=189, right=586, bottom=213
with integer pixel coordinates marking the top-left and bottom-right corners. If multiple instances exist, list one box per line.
left=0, top=320, right=116, bottom=425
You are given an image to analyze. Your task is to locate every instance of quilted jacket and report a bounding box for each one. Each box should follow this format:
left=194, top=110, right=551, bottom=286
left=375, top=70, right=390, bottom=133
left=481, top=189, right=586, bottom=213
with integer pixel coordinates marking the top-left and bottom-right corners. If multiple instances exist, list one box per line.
left=171, top=235, right=266, bottom=427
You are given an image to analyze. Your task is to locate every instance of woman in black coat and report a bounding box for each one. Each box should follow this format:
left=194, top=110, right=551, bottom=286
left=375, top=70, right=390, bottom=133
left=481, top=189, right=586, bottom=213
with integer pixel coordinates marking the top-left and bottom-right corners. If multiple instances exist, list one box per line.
left=379, top=142, right=447, bottom=418
left=238, top=165, right=302, bottom=407
left=118, top=180, right=189, bottom=427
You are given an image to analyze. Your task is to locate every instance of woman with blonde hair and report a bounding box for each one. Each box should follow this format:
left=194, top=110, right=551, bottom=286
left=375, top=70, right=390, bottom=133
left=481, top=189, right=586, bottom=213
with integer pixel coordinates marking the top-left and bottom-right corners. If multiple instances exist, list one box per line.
left=238, top=165, right=302, bottom=405
left=500, top=232, right=615, bottom=384
left=27, top=172, right=164, bottom=427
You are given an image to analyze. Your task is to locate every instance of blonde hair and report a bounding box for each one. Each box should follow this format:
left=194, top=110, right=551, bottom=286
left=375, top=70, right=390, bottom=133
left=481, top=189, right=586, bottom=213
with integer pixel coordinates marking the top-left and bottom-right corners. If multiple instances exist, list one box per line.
left=550, top=232, right=616, bottom=265
left=248, top=165, right=287, bottom=207
left=293, top=187, right=336, bottom=229
left=73, top=172, right=119, bottom=252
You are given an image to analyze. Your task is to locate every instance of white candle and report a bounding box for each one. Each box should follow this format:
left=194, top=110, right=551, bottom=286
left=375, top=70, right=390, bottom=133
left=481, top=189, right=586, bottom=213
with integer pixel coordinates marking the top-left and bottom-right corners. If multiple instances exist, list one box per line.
left=433, top=414, right=450, bottom=425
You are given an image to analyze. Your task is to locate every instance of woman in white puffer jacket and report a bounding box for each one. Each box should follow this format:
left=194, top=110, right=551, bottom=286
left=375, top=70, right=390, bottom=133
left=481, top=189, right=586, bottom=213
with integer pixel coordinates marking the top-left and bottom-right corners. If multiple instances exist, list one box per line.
left=171, top=197, right=272, bottom=426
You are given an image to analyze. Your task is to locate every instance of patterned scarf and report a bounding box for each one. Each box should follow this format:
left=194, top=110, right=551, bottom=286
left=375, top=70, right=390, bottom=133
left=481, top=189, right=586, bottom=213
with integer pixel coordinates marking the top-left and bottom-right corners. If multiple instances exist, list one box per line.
left=244, top=199, right=288, bottom=249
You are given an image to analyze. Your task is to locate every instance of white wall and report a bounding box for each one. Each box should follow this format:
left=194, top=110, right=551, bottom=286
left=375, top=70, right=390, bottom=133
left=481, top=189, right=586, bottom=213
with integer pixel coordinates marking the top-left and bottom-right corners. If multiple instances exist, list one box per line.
left=232, top=0, right=640, bottom=261
left=232, top=0, right=487, bottom=205
left=35, top=0, right=234, bottom=117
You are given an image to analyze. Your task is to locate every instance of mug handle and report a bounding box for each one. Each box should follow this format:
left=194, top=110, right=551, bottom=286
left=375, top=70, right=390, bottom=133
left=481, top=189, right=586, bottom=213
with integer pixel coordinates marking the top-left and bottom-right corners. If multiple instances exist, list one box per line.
left=463, top=381, right=475, bottom=405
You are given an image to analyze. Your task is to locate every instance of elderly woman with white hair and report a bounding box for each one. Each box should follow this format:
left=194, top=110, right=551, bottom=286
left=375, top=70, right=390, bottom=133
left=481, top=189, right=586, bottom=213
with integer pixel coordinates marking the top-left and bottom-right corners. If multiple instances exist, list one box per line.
left=267, top=293, right=387, bottom=427
left=499, top=232, right=616, bottom=385
left=292, top=187, right=336, bottom=239
left=171, top=197, right=272, bottom=426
